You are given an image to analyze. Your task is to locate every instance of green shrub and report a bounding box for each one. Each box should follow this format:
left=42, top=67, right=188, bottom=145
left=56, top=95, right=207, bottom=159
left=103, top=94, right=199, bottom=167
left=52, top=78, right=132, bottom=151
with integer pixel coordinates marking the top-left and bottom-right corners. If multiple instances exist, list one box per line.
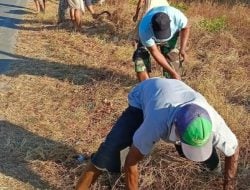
left=198, top=16, right=227, bottom=32
left=170, top=2, right=188, bottom=12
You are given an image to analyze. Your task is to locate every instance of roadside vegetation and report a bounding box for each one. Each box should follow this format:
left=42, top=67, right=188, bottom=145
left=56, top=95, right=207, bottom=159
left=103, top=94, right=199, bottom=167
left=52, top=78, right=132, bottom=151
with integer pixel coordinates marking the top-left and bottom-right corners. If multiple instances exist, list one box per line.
left=0, top=0, right=249, bottom=189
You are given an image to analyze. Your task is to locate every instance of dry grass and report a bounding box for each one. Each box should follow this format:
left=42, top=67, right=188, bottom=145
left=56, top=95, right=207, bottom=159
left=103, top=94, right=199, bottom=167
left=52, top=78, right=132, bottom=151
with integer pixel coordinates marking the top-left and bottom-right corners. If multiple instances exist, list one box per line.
left=0, top=0, right=249, bottom=189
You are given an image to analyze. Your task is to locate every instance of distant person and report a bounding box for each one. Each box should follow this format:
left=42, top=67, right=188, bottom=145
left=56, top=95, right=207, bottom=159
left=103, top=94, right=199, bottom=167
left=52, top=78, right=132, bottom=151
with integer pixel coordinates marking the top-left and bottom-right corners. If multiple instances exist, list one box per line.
left=67, top=0, right=84, bottom=31
left=133, top=6, right=190, bottom=81
left=58, top=0, right=96, bottom=25
left=33, top=0, right=46, bottom=13
left=84, top=0, right=111, bottom=20
left=85, top=0, right=99, bottom=19
left=133, top=0, right=169, bottom=23
left=58, top=0, right=68, bottom=24
left=76, top=78, right=239, bottom=190
left=67, top=0, right=107, bottom=31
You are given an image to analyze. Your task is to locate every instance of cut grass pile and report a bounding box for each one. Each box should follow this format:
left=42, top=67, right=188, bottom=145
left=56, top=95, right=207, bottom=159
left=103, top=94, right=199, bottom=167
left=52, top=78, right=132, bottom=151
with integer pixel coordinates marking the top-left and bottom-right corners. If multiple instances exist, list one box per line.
left=0, top=0, right=249, bottom=189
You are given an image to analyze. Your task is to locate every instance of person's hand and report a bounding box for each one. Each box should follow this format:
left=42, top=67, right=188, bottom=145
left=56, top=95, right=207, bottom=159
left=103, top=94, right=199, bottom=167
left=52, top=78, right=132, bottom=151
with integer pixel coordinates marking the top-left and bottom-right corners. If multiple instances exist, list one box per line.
left=179, top=49, right=187, bottom=63
left=171, top=72, right=181, bottom=80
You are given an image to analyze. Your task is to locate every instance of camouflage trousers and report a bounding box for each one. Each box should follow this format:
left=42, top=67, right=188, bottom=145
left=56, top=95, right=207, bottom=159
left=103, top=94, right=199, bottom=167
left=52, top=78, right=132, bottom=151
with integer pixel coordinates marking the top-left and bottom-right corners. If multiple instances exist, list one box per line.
left=132, top=33, right=180, bottom=78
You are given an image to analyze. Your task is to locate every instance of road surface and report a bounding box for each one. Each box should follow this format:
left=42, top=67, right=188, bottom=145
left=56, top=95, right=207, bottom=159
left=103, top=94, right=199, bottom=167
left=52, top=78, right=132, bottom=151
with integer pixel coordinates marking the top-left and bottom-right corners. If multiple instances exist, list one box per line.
left=0, top=0, right=29, bottom=73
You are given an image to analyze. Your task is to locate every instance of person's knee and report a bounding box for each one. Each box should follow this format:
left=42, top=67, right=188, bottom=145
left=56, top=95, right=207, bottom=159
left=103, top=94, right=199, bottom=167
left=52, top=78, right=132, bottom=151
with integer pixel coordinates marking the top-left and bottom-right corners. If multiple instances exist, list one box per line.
left=92, top=150, right=121, bottom=172
left=132, top=47, right=151, bottom=74
left=136, top=72, right=149, bottom=81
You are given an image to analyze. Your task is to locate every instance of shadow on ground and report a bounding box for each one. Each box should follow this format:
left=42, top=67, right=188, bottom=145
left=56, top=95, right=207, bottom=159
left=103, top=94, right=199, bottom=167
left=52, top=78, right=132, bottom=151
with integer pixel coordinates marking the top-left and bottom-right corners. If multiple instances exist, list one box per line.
left=0, top=120, right=83, bottom=189
left=0, top=51, right=136, bottom=87
left=0, top=11, right=131, bottom=44
left=0, top=2, right=33, bottom=10
left=0, top=15, right=57, bottom=31
left=5, top=9, right=34, bottom=15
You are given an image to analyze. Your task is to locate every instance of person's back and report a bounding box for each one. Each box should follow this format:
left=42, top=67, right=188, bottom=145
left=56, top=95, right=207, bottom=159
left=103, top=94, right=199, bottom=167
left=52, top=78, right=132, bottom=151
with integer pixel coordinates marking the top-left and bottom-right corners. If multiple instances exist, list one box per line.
left=128, top=78, right=199, bottom=111
left=128, top=78, right=208, bottom=126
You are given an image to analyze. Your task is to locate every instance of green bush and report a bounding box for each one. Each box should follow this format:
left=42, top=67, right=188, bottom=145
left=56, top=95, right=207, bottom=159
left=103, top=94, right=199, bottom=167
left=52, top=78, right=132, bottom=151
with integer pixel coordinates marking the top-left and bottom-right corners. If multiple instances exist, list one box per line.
left=170, top=2, right=188, bottom=12
left=198, top=16, right=227, bottom=32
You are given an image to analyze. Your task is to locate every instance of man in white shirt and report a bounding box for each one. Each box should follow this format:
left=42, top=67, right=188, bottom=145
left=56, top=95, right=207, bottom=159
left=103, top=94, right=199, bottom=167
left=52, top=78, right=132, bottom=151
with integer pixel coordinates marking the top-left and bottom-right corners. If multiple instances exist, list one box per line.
left=76, top=78, right=239, bottom=190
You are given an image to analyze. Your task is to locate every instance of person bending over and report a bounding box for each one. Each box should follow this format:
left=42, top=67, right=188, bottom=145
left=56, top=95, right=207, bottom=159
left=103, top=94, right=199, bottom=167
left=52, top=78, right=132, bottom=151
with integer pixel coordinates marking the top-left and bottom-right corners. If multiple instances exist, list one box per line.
left=133, top=6, right=190, bottom=81
left=76, top=78, right=239, bottom=190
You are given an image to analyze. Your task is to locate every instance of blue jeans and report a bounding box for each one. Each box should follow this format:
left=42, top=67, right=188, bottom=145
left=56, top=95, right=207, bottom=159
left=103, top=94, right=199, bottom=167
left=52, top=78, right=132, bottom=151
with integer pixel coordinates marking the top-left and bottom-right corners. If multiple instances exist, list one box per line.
left=91, top=106, right=144, bottom=172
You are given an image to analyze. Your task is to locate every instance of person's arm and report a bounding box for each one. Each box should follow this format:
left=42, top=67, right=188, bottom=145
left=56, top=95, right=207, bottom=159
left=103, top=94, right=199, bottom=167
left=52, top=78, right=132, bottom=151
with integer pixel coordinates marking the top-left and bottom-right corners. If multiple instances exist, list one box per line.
left=86, top=5, right=98, bottom=18
left=223, top=145, right=239, bottom=190
left=208, top=105, right=239, bottom=190
left=133, top=0, right=144, bottom=22
left=76, top=162, right=103, bottom=190
left=179, top=24, right=190, bottom=62
left=148, top=45, right=181, bottom=80
left=124, top=145, right=144, bottom=190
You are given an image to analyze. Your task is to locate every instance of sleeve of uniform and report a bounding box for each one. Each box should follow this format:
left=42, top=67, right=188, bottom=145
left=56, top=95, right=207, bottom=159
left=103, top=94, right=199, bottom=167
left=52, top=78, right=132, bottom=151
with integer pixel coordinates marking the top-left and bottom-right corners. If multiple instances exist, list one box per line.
left=139, top=29, right=155, bottom=47
left=132, top=118, right=162, bottom=155
left=141, top=38, right=155, bottom=47
left=211, top=108, right=238, bottom=157
left=139, top=16, right=156, bottom=47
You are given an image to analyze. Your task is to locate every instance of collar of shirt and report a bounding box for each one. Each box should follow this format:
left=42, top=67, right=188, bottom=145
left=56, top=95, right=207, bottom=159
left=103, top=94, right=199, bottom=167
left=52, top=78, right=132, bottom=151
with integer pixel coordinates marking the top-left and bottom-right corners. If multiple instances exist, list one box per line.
left=153, top=37, right=170, bottom=45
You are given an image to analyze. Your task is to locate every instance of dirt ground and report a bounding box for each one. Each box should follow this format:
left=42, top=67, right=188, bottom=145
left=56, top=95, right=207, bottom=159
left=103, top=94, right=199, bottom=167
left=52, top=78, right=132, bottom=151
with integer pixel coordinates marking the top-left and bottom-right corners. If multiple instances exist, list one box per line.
left=0, top=0, right=249, bottom=189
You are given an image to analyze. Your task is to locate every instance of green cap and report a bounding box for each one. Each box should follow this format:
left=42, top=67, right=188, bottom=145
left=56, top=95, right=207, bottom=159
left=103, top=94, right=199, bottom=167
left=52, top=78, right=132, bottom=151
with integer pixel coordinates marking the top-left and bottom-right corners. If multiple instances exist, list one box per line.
left=175, top=104, right=213, bottom=162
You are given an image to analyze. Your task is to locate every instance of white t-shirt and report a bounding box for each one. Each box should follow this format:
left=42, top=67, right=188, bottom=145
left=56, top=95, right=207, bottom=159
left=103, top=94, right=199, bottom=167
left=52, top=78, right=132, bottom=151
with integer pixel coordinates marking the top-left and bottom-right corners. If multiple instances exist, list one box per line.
left=128, top=78, right=238, bottom=157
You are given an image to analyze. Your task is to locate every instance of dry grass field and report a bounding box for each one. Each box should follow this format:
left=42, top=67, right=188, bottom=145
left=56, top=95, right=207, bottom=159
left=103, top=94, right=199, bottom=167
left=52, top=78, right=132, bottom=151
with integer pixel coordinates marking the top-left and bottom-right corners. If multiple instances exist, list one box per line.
left=0, top=0, right=249, bottom=189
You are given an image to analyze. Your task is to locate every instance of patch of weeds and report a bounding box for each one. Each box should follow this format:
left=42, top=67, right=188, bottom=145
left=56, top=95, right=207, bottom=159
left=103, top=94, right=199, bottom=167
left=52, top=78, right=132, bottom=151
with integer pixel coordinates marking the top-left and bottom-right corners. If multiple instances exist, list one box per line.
left=170, top=2, right=188, bottom=12
left=86, top=102, right=96, bottom=111
left=198, top=16, right=227, bottom=33
left=129, top=0, right=138, bottom=5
